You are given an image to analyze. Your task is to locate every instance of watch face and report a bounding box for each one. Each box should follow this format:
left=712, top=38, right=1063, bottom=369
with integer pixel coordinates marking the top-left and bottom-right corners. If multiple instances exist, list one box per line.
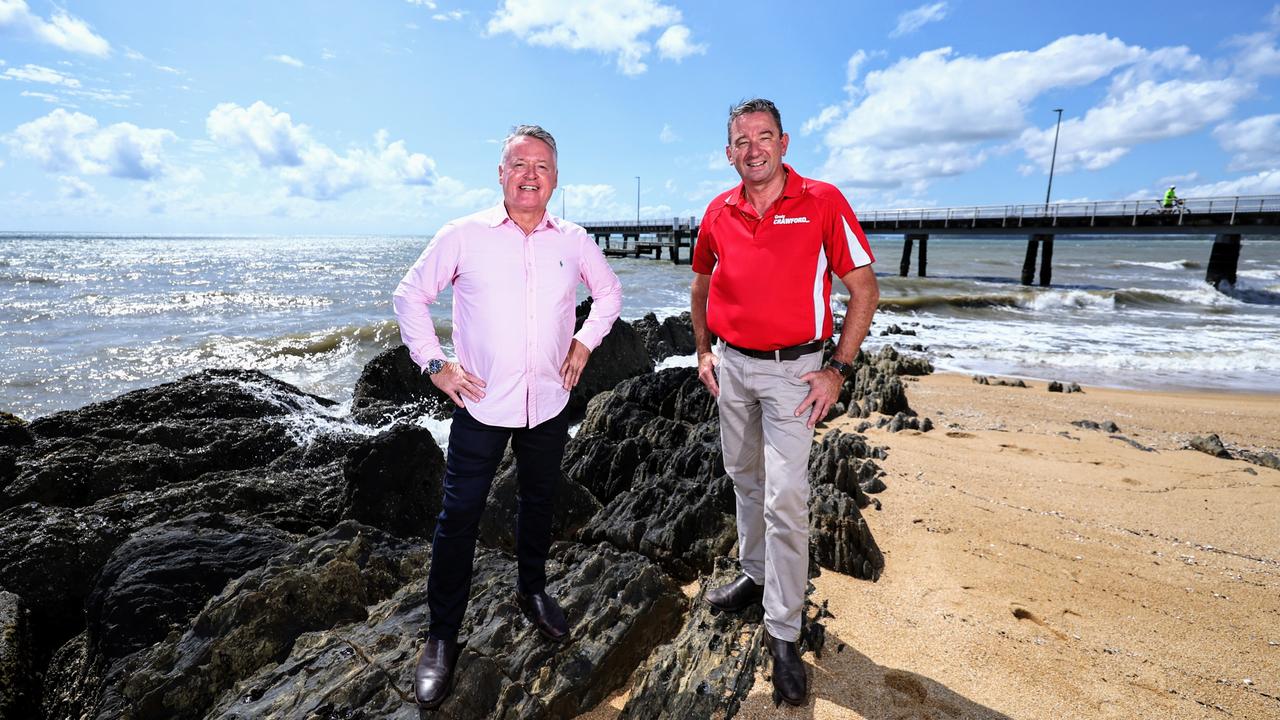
left=427, top=359, right=445, bottom=374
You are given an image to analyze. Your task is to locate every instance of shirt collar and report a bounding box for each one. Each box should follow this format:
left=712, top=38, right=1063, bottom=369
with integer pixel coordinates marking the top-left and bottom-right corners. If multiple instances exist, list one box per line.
left=724, top=164, right=806, bottom=206
left=485, top=203, right=562, bottom=233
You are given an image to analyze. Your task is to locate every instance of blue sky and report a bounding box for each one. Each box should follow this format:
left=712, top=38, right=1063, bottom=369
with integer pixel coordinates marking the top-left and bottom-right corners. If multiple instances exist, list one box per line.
left=1, top=0, right=1279, bottom=234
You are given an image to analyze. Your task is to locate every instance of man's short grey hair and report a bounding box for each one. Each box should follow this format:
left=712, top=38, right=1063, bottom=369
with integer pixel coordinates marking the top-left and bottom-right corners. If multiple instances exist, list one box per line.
left=726, top=98, right=783, bottom=144
left=502, top=124, right=558, bottom=163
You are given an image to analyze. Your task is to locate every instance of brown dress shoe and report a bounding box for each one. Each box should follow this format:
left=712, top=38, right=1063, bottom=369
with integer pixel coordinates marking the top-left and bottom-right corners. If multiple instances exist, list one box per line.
left=414, top=636, right=459, bottom=709
left=516, top=590, right=569, bottom=642
left=705, top=573, right=764, bottom=612
left=764, top=630, right=808, bottom=706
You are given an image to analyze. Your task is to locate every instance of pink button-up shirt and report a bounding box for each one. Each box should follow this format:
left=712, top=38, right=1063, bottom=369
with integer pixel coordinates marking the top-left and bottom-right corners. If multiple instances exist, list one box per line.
left=392, top=204, right=623, bottom=428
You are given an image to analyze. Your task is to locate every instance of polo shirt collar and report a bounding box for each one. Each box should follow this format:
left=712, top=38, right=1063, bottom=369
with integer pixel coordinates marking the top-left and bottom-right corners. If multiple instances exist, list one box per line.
left=724, top=164, right=806, bottom=206
left=484, top=203, right=561, bottom=233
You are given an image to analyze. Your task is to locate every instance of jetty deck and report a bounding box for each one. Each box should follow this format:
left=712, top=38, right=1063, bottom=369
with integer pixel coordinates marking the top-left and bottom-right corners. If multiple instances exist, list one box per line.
left=581, top=194, right=1280, bottom=288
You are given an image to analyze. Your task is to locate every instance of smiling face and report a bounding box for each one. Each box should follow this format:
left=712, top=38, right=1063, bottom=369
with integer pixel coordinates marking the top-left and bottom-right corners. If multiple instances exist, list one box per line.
left=499, top=135, right=558, bottom=218
left=726, top=111, right=789, bottom=187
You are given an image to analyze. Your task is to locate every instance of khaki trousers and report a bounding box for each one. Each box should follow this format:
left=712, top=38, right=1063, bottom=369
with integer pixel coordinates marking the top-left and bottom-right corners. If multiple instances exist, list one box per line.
left=716, top=343, right=820, bottom=641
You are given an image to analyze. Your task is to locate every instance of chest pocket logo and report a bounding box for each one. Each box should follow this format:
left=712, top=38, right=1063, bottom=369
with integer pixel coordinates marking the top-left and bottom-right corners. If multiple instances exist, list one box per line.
left=773, top=215, right=810, bottom=225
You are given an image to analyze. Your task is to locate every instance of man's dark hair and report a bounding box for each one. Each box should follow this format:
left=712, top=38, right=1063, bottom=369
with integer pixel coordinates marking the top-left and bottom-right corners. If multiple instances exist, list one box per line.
left=727, top=98, right=783, bottom=143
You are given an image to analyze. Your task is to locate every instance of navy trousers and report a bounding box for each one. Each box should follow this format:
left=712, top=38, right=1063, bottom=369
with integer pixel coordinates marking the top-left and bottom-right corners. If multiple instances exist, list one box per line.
left=426, top=405, right=570, bottom=642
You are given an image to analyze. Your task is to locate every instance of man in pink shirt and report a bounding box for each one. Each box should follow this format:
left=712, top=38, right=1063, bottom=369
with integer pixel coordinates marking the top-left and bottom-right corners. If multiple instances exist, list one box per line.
left=393, top=124, right=622, bottom=710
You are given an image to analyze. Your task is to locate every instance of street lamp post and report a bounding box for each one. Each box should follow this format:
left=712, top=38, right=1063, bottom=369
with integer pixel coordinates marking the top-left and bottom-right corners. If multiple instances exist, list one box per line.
left=561, top=187, right=566, bottom=219
left=635, top=176, right=640, bottom=226
left=1044, top=108, right=1064, bottom=209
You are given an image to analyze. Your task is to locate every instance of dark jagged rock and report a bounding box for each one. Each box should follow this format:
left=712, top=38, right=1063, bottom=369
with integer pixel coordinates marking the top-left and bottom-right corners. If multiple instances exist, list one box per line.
left=1189, top=434, right=1231, bottom=459
left=40, top=514, right=295, bottom=720
left=189, top=541, right=682, bottom=720
left=569, top=299, right=654, bottom=416
left=1048, top=381, right=1064, bottom=393
left=478, top=465, right=602, bottom=553
left=973, top=375, right=1027, bottom=388
left=1110, top=435, right=1156, bottom=453
left=631, top=311, right=697, bottom=363
left=3, top=369, right=342, bottom=512
left=621, top=559, right=829, bottom=720
left=1067, top=383, right=1083, bottom=393
left=0, top=591, right=36, bottom=720
left=1239, top=450, right=1280, bottom=471
left=570, top=369, right=736, bottom=580
left=1072, top=419, right=1121, bottom=433
left=808, top=429, right=885, bottom=507
left=349, top=345, right=453, bottom=424
left=810, top=483, right=884, bottom=581
left=0, top=412, right=32, bottom=448
left=880, top=324, right=917, bottom=336
left=0, top=371, right=377, bottom=685
left=341, top=423, right=445, bottom=539
left=99, top=522, right=423, bottom=720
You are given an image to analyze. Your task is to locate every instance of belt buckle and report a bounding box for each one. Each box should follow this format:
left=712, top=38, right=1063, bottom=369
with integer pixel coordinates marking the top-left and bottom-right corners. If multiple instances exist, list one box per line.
left=773, top=349, right=782, bottom=362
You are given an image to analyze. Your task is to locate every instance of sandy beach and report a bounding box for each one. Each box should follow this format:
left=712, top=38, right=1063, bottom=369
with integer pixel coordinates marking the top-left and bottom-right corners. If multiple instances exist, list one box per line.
left=583, top=372, right=1280, bottom=719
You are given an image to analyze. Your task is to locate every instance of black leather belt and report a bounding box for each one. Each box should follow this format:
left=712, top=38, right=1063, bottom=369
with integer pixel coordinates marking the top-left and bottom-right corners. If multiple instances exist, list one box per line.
left=724, top=340, right=823, bottom=361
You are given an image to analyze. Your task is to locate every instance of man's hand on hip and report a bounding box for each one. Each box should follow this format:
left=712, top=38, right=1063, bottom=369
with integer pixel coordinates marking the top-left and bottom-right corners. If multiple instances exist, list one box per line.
left=430, top=362, right=487, bottom=407
left=795, top=367, right=843, bottom=429
left=697, top=350, right=720, bottom=398
left=559, top=339, right=591, bottom=390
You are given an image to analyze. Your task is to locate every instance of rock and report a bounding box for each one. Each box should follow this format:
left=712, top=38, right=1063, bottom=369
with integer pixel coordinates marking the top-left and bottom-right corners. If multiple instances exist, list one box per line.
left=191, top=540, right=682, bottom=720
left=1110, top=435, right=1156, bottom=453
left=973, top=375, right=990, bottom=385
left=0, top=371, right=370, bottom=684
left=96, top=522, right=424, bottom=720
left=807, top=430, right=885, bottom=507
left=621, top=559, right=829, bottom=720
left=1067, top=383, right=1083, bottom=393
left=1240, top=450, right=1280, bottom=471
left=631, top=312, right=697, bottom=363
left=0, top=412, right=32, bottom=448
left=340, top=423, right=445, bottom=540
left=40, top=514, right=296, bottom=720
left=0, top=591, right=36, bottom=720
left=1048, top=381, right=1063, bottom=393
left=478, top=466, right=602, bottom=553
left=1071, top=420, right=1120, bottom=433
left=921, top=417, right=934, bottom=432
left=879, top=324, right=917, bottom=336
left=569, top=299, right=654, bottom=417
left=809, top=483, right=884, bottom=581
left=349, top=345, right=453, bottom=424
left=972, top=376, right=1027, bottom=388
left=1189, top=434, right=1231, bottom=459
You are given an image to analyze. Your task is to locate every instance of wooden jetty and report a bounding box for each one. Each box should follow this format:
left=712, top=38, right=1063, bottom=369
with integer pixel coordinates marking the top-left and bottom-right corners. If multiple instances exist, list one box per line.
left=582, top=194, right=1280, bottom=288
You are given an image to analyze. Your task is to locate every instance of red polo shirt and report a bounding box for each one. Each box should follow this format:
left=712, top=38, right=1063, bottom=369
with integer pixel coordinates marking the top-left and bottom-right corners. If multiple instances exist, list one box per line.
left=692, top=165, right=875, bottom=351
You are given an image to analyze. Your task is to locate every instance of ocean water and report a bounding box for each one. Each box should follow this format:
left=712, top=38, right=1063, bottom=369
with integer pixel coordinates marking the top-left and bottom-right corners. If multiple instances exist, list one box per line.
left=2, top=231, right=1278, bottom=419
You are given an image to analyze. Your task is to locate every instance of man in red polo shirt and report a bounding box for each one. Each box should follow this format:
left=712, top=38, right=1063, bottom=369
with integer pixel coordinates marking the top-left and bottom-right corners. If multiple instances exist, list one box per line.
left=690, top=98, right=879, bottom=706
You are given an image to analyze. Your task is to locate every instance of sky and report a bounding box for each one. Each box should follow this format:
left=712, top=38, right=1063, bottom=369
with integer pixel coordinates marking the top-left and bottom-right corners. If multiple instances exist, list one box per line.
left=1, top=0, right=1279, bottom=234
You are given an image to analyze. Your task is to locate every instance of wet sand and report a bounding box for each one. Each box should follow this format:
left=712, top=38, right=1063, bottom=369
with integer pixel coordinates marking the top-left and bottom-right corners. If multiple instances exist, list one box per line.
left=581, top=373, right=1280, bottom=719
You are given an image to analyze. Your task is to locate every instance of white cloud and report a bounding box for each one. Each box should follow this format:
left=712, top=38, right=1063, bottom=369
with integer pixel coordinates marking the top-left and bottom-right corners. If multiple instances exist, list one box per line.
left=58, top=174, right=94, bottom=199
left=267, top=54, right=305, bottom=68
left=487, top=0, right=701, bottom=76
left=802, top=105, right=841, bottom=135
left=124, top=47, right=146, bottom=61
left=891, top=2, right=948, bottom=38
left=655, top=24, right=705, bottom=61
left=405, top=22, right=420, bottom=30
left=812, top=35, right=1144, bottom=190
left=659, top=123, right=678, bottom=143
left=5, top=108, right=174, bottom=179
left=0, top=0, right=110, bottom=57
left=433, top=10, right=466, bottom=21
left=1185, top=169, right=1280, bottom=196
left=1214, top=114, right=1280, bottom=172
left=405, top=0, right=437, bottom=6
left=20, top=90, right=60, bottom=103
left=321, top=49, right=337, bottom=60
left=207, top=101, right=309, bottom=166
left=1016, top=76, right=1251, bottom=172
left=1158, top=171, right=1199, bottom=186
left=206, top=101, right=439, bottom=201
left=3, top=63, right=80, bottom=87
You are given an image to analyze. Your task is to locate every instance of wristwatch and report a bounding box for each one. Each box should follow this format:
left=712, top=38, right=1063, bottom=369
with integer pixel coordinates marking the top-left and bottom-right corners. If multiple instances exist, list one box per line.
left=426, top=358, right=446, bottom=375
left=825, top=358, right=854, bottom=378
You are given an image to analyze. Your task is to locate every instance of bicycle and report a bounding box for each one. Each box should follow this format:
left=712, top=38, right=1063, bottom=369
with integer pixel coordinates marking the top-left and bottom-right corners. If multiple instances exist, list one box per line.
left=1142, top=198, right=1190, bottom=216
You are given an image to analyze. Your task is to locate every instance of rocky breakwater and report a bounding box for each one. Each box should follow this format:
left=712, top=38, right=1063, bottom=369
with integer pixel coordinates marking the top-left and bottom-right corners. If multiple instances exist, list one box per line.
left=0, top=311, right=930, bottom=719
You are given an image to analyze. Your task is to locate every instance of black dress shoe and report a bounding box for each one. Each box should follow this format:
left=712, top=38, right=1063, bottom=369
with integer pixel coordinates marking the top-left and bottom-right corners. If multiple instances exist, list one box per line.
left=414, top=636, right=459, bottom=709
left=764, top=630, right=808, bottom=706
left=705, top=573, right=764, bottom=612
left=517, top=590, right=569, bottom=642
